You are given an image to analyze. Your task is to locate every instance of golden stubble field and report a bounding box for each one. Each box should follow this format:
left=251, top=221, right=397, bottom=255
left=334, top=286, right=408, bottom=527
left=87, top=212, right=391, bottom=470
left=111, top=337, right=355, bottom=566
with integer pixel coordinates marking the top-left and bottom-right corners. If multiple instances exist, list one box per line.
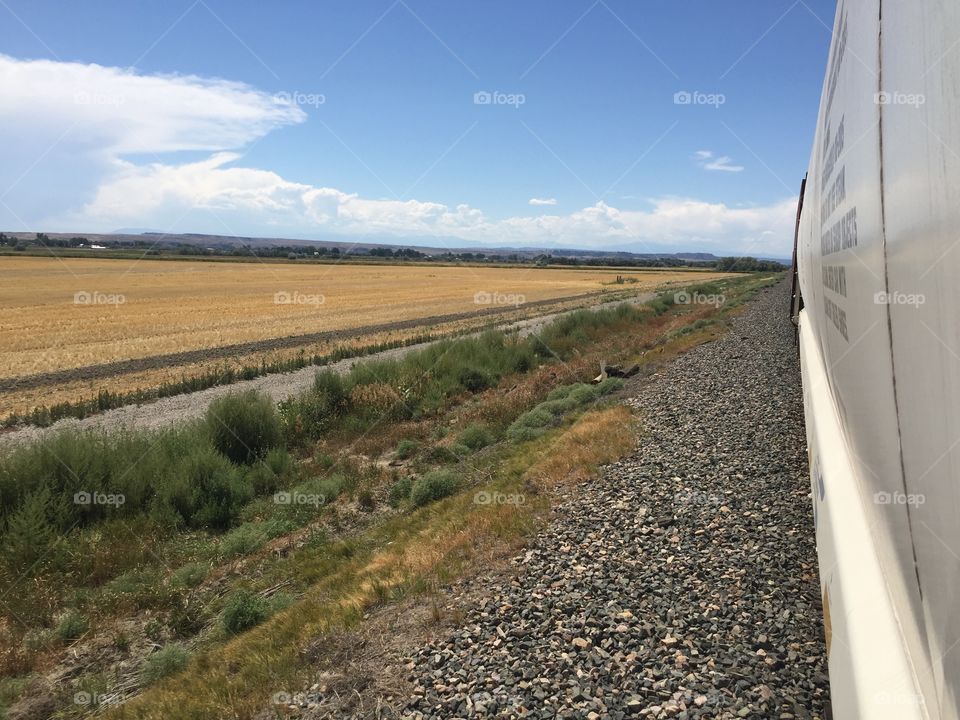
left=0, top=256, right=734, bottom=381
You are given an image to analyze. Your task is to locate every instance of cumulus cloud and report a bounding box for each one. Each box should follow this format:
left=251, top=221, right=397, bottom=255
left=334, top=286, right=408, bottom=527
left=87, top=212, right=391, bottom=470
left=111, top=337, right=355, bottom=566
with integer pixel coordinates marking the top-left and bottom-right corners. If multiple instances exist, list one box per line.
left=0, top=54, right=303, bottom=154
left=694, top=150, right=744, bottom=173
left=0, top=55, right=792, bottom=255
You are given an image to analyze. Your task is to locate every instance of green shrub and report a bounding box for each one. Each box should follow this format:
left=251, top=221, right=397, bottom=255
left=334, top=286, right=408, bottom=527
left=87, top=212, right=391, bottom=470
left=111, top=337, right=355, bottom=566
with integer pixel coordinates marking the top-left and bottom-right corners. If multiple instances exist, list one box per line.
left=395, top=439, right=420, bottom=460
left=56, top=610, right=89, bottom=641
left=596, top=377, right=625, bottom=395
left=222, top=589, right=268, bottom=634
left=567, top=384, right=601, bottom=405
left=450, top=442, right=471, bottom=458
left=206, top=390, right=282, bottom=464
left=537, top=398, right=578, bottom=415
left=175, top=447, right=252, bottom=530
left=1, top=486, right=61, bottom=576
left=282, top=372, right=351, bottom=442
left=170, top=562, right=208, bottom=589
left=505, top=424, right=544, bottom=443
left=410, top=470, right=460, bottom=508
left=244, top=447, right=294, bottom=496
left=388, top=477, right=413, bottom=507
left=142, top=644, right=191, bottom=684
left=546, top=385, right=575, bottom=401
left=458, top=423, right=494, bottom=450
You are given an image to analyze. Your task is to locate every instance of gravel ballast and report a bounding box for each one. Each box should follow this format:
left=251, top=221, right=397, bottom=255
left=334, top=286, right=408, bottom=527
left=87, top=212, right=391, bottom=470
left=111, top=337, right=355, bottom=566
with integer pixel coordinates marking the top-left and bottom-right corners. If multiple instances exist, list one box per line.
left=403, top=282, right=830, bottom=719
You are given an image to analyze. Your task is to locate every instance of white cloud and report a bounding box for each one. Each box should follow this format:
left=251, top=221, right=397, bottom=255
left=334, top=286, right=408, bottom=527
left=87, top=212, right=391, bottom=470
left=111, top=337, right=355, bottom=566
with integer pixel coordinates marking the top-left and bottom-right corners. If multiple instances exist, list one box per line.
left=0, top=55, right=792, bottom=255
left=0, top=54, right=303, bottom=155
left=694, top=150, right=744, bottom=173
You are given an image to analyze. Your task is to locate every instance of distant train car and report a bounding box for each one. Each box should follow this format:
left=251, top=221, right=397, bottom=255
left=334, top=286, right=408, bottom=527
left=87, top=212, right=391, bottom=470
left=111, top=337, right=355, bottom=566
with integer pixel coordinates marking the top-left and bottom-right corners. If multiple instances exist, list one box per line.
left=793, top=1, right=960, bottom=718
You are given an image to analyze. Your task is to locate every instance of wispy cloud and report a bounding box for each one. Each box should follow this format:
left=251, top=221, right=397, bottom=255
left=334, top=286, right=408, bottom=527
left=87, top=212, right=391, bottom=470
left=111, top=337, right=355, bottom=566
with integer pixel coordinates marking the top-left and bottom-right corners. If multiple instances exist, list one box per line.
left=528, top=197, right=557, bottom=206
left=694, top=150, right=744, bottom=173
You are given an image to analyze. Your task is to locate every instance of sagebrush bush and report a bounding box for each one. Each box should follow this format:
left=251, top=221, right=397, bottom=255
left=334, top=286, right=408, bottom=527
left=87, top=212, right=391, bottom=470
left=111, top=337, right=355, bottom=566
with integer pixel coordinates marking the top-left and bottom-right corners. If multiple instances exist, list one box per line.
left=176, top=447, right=253, bottom=530
left=222, top=589, right=268, bottom=634
left=142, top=644, right=191, bottom=684
left=206, top=391, right=282, bottom=464
left=506, top=379, right=625, bottom=443
left=458, top=423, right=494, bottom=450
left=55, top=610, right=89, bottom=641
left=410, top=470, right=460, bottom=508
left=170, top=562, right=208, bottom=589
left=395, top=439, right=420, bottom=459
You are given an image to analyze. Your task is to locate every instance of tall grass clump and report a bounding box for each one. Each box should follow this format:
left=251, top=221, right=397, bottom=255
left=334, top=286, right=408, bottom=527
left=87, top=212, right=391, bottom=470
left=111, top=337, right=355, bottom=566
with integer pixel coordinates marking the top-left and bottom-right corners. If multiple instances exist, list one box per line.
left=205, top=390, right=282, bottom=464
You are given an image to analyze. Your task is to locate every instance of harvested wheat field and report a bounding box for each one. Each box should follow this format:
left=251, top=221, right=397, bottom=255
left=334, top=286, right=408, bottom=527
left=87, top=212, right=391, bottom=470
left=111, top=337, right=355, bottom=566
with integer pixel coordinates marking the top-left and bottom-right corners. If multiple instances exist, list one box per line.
left=0, top=256, right=730, bottom=379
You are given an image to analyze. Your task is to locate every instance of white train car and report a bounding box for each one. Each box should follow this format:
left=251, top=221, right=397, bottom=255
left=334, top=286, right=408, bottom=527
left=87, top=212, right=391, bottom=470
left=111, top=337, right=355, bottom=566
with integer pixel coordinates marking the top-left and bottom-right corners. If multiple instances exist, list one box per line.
left=793, top=1, right=960, bottom=718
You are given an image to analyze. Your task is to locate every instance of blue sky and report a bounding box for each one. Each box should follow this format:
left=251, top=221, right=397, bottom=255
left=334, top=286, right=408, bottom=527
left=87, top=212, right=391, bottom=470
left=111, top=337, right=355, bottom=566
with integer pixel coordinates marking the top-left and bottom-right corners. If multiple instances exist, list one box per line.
left=0, top=0, right=837, bottom=255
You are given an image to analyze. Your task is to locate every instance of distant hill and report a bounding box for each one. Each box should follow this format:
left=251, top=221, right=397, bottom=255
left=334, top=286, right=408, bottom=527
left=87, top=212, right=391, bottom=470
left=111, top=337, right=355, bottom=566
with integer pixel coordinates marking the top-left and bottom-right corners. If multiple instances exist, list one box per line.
left=1, top=230, right=790, bottom=267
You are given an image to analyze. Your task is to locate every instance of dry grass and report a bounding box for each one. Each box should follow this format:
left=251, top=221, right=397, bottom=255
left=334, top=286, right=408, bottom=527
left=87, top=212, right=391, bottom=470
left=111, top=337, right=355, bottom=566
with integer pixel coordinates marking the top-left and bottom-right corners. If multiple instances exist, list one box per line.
left=525, top=406, right=636, bottom=488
